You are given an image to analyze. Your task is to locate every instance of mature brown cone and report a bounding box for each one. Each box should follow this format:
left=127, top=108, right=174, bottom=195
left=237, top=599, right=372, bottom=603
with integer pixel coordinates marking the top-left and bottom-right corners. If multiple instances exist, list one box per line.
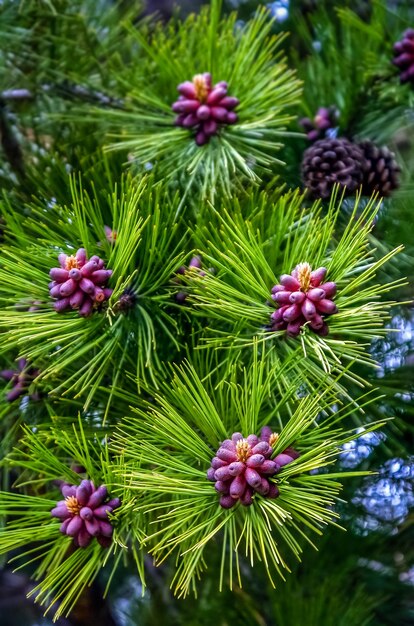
left=302, top=137, right=365, bottom=200
left=359, top=140, right=401, bottom=198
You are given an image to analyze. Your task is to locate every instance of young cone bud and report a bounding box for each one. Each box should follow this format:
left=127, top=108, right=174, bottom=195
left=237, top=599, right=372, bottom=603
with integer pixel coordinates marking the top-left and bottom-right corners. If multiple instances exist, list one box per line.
left=246, top=454, right=265, bottom=468
left=317, top=299, right=337, bottom=314
left=211, top=457, right=227, bottom=469
left=230, top=474, right=247, bottom=499
left=217, top=448, right=238, bottom=463
left=245, top=467, right=262, bottom=488
left=215, top=480, right=230, bottom=494
left=228, top=461, right=245, bottom=476
left=219, top=495, right=236, bottom=509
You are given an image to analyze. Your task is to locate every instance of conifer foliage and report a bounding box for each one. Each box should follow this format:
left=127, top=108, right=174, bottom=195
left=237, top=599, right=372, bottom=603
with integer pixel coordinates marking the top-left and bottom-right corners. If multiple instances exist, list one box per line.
left=0, top=1, right=412, bottom=624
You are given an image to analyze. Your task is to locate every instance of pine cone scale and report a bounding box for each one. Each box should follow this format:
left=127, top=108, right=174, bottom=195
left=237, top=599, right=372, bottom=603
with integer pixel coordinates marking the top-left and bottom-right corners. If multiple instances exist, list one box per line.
left=302, top=138, right=365, bottom=199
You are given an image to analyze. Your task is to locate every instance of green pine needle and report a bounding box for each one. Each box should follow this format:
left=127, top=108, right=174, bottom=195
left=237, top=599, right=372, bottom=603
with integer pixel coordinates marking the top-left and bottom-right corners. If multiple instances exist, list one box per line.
left=111, top=347, right=386, bottom=597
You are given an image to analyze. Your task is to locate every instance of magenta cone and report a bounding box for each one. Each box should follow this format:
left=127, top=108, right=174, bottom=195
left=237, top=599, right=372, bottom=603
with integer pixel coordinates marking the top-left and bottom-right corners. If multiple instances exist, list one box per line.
left=240, top=487, right=254, bottom=506
left=270, top=263, right=337, bottom=337
left=208, top=427, right=297, bottom=508
left=85, top=517, right=100, bottom=536
left=310, top=267, right=327, bottom=286
left=307, top=288, right=325, bottom=301
left=50, top=268, right=69, bottom=282
left=246, top=454, right=265, bottom=468
left=60, top=519, right=71, bottom=533
left=283, top=304, right=301, bottom=322
left=211, top=457, right=227, bottom=469
left=54, top=298, right=70, bottom=312
left=77, top=527, right=93, bottom=548
left=59, top=278, right=77, bottom=297
left=76, top=248, right=87, bottom=264
left=289, top=291, right=306, bottom=304
left=69, top=290, right=84, bottom=309
left=310, top=314, right=324, bottom=330
left=219, top=495, right=236, bottom=509
left=172, top=74, right=239, bottom=145
left=252, top=442, right=270, bottom=456
left=317, top=299, right=337, bottom=314
left=267, top=483, right=280, bottom=499
left=76, top=480, right=92, bottom=505
left=245, top=467, right=262, bottom=488
left=230, top=474, right=247, bottom=499
left=214, top=466, right=233, bottom=482
left=98, top=521, right=113, bottom=537
left=217, top=448, right=237, bottom=463
left=228, top=461, right=245, bottom=476
left=207, top=467, right=216, bottom=481
left=66, top=516, right=83, bottom=536
left=274, top=291, right=291, bottom=304
left=280, top=275, right=300, bottom=290
left=49, top=284, right=61, bottom=298
left=52, top=478, right=120, bottom=548
left=80, top=507, right=93, bottom=521
left=93, top=505, right=112, bottom=520
left=50, top=248, right=112, bottom=316
left=260, top=460, right=279, bottom=475
left=196, top=105, right=210, bottom=120
left=256, top=477, right=270, bottom=495
left=79, top=298, right=93, bottom=317
left=178, top=82, right=196, bottom=98
left=274, top=453, right=295, bottom=467
left=215, top=480, right=230, bottom=494
left=61, top=485, right=76, bottom=497
left=87, top=485, right=108, bottom=508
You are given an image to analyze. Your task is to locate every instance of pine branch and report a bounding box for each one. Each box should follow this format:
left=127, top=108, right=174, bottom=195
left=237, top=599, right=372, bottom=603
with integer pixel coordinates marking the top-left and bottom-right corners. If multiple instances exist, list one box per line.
left=58, top=1, right=302, bottom=203
left=0, top=418, right=144, bottom=622
left=181, top=188, right=406, bottom=391
left=111, top=347, right=386, bottom=596
left=0, top=172, right=188, bottom=410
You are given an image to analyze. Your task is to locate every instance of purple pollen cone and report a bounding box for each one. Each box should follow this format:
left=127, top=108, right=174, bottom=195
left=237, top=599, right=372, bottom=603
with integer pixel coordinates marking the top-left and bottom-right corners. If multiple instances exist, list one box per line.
left=49, top=248, right=113, bottom=317
left=207, top=427, right=299, bottom=508
left=172, top=73, right=239, bottom=145
left=269, top=262, right=338, bottom=338
left=51, top=479, right=120, bottom=548
left=299, top=106, right=339, bottom=142
left=393, top=29, right=414, bottom=83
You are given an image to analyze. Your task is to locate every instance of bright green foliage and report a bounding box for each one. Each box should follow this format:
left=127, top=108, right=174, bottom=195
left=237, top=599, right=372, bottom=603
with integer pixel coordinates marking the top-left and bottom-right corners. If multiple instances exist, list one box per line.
left=0, top=418, right=144, bottom=621
left=294, top=1, right=414, bottom=140
left=112, top=348, right=384, bottom=597
left=0, top=172, right=187, bottom=410
left=73, top=1, right=302, bottom=202
left=0, top=0, right=411, bottom=624
left=186, top=189, right=405, bottom=388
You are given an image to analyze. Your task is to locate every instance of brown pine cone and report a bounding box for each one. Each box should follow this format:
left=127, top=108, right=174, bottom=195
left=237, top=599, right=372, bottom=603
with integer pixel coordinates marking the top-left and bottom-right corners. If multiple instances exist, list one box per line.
left=359, top=140, right=401, bottom=198
left=301, top=137, right=365, bottom=200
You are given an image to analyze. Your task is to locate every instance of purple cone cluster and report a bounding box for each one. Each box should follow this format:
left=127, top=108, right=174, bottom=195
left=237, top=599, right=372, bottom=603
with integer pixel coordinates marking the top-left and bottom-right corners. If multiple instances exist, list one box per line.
left=49, top=248, right=113, bottom=317
left=207, top=426, right=299, bottom=509
left=175, top=256, right=206, bottom=303
left=300, top=106, right=339, bottom=142
left=270, top=263, right=337, bottom=338
left=0, top=358, right=40, bottom=402
left=172, top=73, right=239, bottom=146
left=393, top=29, right=414, bottom=83
left=51, top=479, right=120, bottom=548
